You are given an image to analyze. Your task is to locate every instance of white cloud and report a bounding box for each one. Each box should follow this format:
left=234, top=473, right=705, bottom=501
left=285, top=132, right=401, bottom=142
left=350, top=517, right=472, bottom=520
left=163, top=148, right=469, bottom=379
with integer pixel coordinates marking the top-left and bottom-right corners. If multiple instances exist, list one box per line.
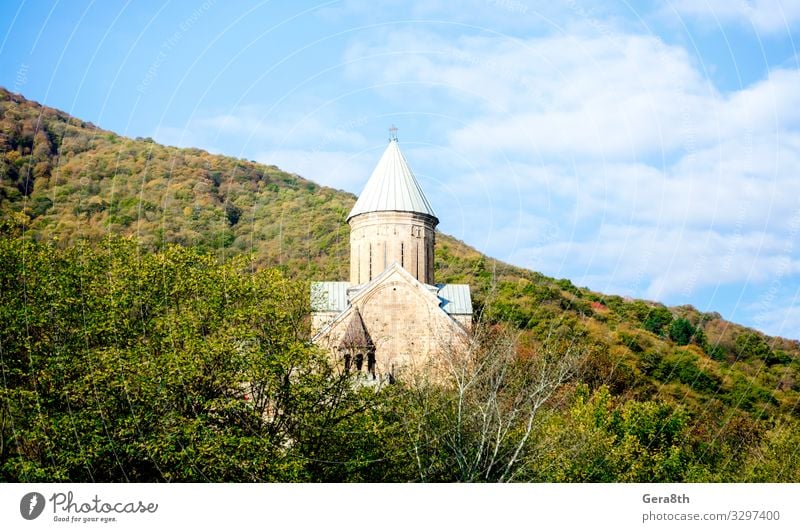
left=346, top=30, right=800, bottom=161
left=668, top=0, right=800, bottom=34
left=521, top=137, right=800, bottom=229
left=516, top=223, right=800, bottom=300
left=154, top=106, right=369, bottom=153
left=337, top=26, right=800, bottom=336
left=748, top=288, right=800, bottom=338
left=257, top=148, right=373, bottom=192
left=152, top=18, right=800, bottom=336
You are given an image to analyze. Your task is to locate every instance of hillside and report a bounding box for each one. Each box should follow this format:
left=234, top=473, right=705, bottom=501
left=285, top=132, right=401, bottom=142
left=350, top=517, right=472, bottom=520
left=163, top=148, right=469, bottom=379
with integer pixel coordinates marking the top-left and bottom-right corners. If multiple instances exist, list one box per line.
left=1, top=87, right=799, bottom=481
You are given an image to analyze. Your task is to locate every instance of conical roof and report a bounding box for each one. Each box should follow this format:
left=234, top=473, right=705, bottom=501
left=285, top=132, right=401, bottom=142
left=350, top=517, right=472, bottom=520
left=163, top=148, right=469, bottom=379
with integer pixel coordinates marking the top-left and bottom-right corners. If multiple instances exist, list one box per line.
left=347, top=138, right=438, bottom=223
left=339, top=308, right=373, bottom=349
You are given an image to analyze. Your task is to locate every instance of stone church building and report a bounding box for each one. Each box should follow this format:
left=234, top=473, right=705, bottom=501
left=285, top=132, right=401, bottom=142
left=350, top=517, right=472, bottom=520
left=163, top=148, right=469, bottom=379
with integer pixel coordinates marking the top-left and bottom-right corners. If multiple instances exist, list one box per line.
left=311, top=130, right=472, bottom=382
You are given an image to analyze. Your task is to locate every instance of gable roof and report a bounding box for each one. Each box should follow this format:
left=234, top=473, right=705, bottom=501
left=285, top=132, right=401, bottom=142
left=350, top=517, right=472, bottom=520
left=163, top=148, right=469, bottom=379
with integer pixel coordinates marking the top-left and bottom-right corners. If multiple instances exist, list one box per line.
left=348, top=262, right=443, bottom=309
left=312, top=263, right=469, bottom=342
left=347, top=139, right=438, bottom=223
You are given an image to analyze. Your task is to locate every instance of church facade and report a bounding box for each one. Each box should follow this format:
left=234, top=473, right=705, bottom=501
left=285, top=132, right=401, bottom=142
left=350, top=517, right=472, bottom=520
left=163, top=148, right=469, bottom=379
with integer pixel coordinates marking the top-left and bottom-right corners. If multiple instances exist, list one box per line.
left=311, top=131, right=472, bottom=382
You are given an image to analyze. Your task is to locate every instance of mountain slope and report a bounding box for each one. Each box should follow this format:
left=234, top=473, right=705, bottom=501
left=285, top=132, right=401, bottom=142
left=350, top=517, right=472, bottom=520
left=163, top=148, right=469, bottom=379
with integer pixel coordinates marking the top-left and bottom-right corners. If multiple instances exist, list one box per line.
left=1, top=86, right=798, bottom=426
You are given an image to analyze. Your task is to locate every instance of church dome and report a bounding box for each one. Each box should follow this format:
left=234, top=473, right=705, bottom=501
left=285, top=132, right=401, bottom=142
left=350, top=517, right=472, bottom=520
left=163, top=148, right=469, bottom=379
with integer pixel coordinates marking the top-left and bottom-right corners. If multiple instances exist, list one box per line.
left=346, top=136, right=438, bottom=223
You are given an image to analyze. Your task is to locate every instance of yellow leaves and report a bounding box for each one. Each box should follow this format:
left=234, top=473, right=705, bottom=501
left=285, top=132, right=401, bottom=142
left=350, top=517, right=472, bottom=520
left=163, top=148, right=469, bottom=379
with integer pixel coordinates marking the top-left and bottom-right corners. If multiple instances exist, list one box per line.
left=143, top=176, right=165, bottom=189
left=5, top=148, right=21, bottom=163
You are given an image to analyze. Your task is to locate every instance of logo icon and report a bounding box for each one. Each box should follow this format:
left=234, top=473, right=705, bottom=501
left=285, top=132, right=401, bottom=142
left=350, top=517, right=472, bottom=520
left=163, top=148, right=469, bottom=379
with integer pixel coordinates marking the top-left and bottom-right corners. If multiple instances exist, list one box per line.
left=20, top=492, right=45, bottom=520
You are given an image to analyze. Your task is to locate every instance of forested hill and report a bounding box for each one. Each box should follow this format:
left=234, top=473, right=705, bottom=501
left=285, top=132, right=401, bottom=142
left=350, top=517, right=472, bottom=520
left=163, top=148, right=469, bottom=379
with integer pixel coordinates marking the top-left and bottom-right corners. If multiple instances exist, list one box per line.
left=0, top=87, right=360, bottom=278
left=1, top=87, right=800, bottom=481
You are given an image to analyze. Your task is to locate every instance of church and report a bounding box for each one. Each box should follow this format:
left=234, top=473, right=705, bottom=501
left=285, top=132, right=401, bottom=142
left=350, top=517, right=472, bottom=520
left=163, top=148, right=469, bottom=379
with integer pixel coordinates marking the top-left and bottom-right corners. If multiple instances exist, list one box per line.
left=311, top=129, right=472, bottom=383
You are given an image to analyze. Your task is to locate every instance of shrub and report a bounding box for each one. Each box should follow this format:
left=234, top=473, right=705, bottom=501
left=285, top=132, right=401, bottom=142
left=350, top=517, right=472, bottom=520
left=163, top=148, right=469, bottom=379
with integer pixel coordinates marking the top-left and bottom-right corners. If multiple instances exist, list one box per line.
left=669, top=318, right=695, bottom=346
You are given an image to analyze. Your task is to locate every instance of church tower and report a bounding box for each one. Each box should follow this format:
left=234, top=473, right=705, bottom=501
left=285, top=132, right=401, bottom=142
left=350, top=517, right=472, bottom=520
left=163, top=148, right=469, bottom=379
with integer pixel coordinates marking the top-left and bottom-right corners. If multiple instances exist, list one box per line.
left=347, top=128, right=438, bottom=285
left=311, top=127, right=472, bottom=382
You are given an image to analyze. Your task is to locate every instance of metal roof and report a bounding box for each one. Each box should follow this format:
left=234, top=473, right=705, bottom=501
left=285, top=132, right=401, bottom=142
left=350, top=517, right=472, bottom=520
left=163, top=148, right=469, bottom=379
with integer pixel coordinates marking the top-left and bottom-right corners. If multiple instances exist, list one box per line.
left=347, top=139, right=438, bottom=222
left=437, top=284, right=472, bottom=315
left=310, top=282, right=349, bottom=312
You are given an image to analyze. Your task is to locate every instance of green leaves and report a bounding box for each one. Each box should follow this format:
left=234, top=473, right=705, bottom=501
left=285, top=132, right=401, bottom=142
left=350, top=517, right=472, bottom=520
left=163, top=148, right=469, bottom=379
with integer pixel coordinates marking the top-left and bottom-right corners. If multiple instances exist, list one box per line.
left=643, top=306, right=673, bottom=336
left=0, top=236, right=330, bottom=481
left=0, top=235, right=798, bottom=482
left=668, top=318, right=695, bottom=346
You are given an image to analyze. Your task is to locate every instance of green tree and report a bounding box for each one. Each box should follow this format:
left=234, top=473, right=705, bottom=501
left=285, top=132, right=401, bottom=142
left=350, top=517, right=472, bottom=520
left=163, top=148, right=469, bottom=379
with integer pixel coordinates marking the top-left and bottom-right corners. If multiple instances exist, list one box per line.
left=531, top=385, right=709, bottom=482
left=386, top=321, right=585, bottom=482
left=643, top=306, right=673, bottom=336
left=735, top=332, right=772, bottom=361
left=668, top=318, right=695, bottom=346
left=0, top=236, right=373, bottom=481
left=740, top=420, right=800, bottom=481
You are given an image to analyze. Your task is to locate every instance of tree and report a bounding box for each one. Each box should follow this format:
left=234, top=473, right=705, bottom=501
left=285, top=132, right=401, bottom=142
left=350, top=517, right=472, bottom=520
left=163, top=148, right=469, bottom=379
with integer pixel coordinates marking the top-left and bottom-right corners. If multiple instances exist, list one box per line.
left=0, top=236, right=372, bottom=481
left=740, top=420, right=800, bottom=482
left=734, top=332, right=772, bottom=361
left=529, top=385, right=709, bottom=482
left=643, top=306, right=673, bottom=336
left=669, top=318, right=695, bottom=346
left=392, top=319, right=585, bottom=482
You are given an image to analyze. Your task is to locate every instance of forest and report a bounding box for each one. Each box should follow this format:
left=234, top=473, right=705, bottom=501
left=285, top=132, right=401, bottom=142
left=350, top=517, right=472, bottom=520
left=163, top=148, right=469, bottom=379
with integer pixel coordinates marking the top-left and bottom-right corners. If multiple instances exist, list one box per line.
left=2, top=234, right=798, bottom=481
left=1, top=87, right=799, bottom=481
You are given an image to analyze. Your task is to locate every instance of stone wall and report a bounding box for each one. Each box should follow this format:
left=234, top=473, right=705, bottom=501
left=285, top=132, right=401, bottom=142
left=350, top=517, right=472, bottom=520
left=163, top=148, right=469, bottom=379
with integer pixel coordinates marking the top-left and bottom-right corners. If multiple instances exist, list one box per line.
left=348, top=211, right=437, bottom=285
left=315, top=274, right=468, bottom=381
left=311, top=311, right=339, bottom=335
left=450, top=313, right=473, bottom=331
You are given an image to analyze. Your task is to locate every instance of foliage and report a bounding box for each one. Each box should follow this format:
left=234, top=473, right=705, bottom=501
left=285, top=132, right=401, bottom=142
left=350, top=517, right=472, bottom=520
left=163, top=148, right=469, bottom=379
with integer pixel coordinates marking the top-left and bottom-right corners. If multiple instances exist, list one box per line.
left=643, top=306, right=673, bottom=336
left=0, top=236, right=378, bottom=481
left=739, top=419, right=800, bottom=481
left=0, top=235, right=798, bottom=481
left=668, top=318, right=695, bottom=346
left=652, top=350, right=721, bottom=394
left=1, top=88, right=800, bottom=482
left=389, top=322, right=584, bottom=481
left=531, top=386, right=705, bottom=481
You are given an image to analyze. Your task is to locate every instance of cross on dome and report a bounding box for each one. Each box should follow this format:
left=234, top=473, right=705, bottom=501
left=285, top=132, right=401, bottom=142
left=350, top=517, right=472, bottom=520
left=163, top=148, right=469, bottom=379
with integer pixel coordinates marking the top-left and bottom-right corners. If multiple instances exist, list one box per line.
left=346, top=131, right=437, bottom=222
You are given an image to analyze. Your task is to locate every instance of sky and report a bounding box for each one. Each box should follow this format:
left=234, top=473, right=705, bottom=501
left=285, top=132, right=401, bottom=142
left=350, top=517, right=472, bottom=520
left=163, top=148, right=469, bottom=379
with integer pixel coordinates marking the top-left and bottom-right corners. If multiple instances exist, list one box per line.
left=1, top=0, right=799, bottom=339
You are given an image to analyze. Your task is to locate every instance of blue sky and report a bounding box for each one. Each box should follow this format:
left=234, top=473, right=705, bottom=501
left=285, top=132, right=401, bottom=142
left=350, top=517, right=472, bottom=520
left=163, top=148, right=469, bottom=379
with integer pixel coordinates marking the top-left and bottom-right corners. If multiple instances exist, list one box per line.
left=1, top=0, right=799, bottom=338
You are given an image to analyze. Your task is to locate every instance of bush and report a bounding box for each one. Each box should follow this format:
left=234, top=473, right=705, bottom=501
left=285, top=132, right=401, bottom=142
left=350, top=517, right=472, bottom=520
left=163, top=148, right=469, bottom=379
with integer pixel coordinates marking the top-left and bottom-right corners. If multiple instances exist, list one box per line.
left=735, top=332, right=775, bottom=363
left=643, top=306, right=673, bottom=336
left=669, top=318, right=695, bottom=346
left=0, top=236, right=369, bottom=482
left=653, top=351, right=721, bottom=394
